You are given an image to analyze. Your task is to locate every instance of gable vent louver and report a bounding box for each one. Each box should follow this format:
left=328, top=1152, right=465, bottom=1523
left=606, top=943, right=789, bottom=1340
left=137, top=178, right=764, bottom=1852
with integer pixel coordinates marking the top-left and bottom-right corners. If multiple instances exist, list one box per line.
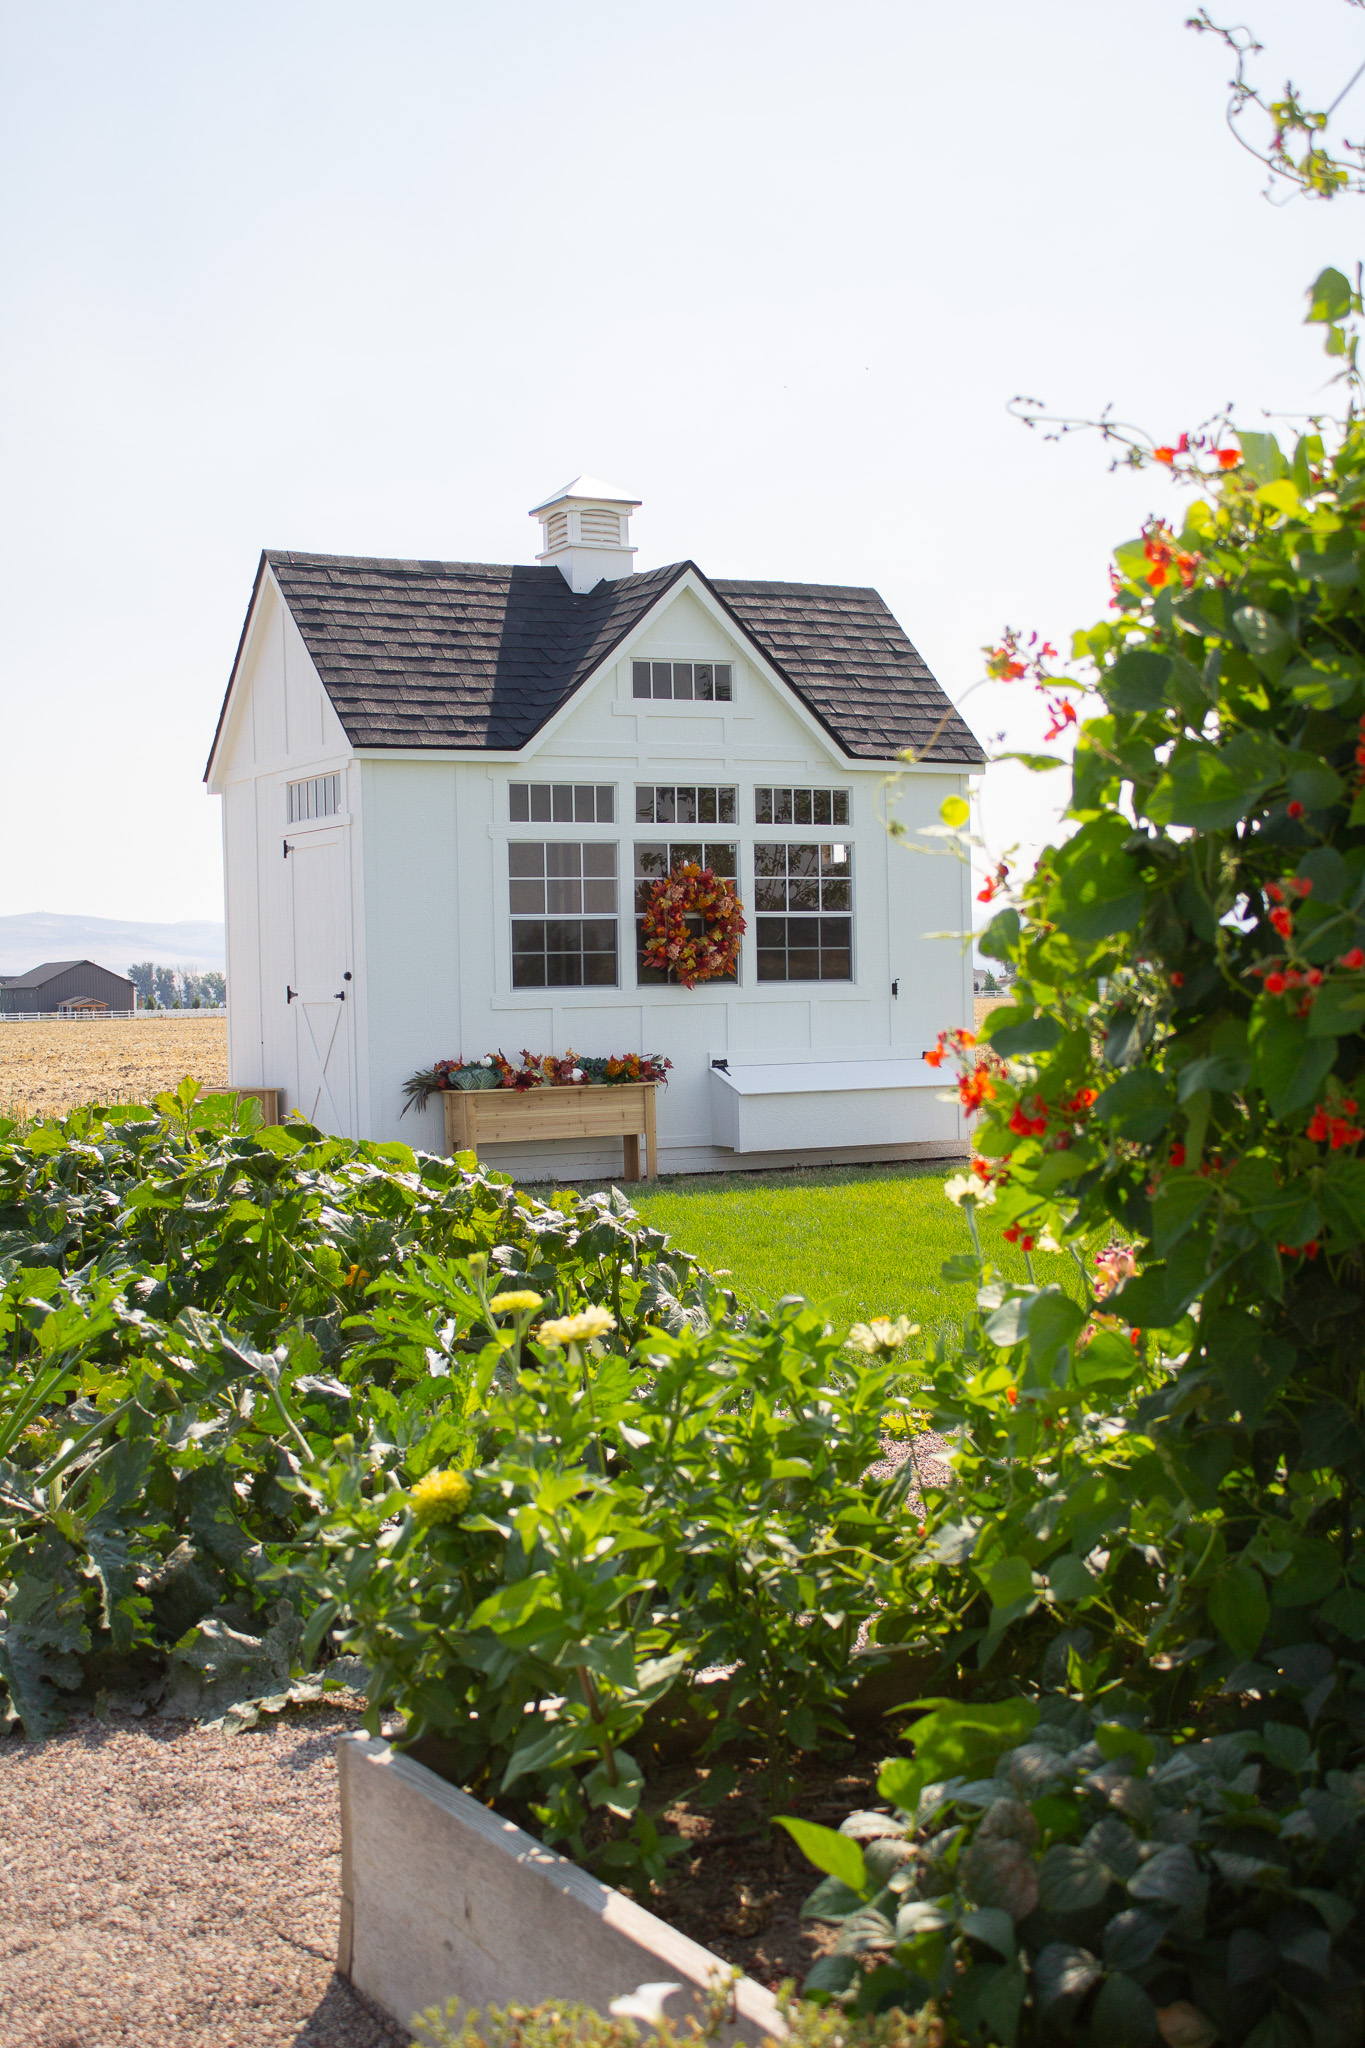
left=544, top=509, right=570, bottom=553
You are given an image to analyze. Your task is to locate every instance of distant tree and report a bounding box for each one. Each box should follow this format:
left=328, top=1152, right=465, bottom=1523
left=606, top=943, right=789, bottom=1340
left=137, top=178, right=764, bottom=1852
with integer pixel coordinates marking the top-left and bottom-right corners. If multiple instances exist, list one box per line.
left=126, top=961, right=155, bottom=1007
left=152, top=965, right=180, bottom=1010
left=982, top=969, right=1000, bottom=994
left=199, top=971, right=226, bottom=1006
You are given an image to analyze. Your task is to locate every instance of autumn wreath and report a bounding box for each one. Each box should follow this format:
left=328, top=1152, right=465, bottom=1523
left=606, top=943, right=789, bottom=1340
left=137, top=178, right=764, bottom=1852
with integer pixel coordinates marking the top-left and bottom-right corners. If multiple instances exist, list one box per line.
left=639, top=862, right=746, bottom=989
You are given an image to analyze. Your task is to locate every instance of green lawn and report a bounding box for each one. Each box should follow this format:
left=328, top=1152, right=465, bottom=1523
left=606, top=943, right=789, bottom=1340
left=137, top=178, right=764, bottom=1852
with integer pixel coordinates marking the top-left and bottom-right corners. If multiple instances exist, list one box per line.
left=534, top=1162, right=1093, bottom=1337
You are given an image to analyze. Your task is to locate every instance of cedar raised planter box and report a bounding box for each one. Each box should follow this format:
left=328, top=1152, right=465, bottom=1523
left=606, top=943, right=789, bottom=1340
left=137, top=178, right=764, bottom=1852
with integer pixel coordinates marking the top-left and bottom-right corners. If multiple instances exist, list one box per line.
left=443, top=1081, right=659, bottom=1179
left=337, top=1735, right=781, bottom=2043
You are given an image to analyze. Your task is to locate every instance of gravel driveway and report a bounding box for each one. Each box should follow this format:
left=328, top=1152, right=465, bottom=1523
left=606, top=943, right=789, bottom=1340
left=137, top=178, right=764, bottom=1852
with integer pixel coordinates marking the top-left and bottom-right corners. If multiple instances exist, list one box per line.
left=0, top=1707, right=409, bottom=2048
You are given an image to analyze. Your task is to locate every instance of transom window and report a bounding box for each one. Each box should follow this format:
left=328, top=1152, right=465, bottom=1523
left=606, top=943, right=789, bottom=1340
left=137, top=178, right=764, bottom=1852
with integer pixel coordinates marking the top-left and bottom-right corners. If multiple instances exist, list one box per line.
left=635, top=842, right=738, bottom=985
left=754, top=786, right=850, bottom=826
left=632, top=661, right=733, bottom=702
left=509, top=783, right=614, bottom=823
left=286, top=773, right=341, bottom=823
left=754, top=842, right=852, bottom=982
left=635, top=785, right=737, bottom=825
left=509, top=843, right=618, bottom=987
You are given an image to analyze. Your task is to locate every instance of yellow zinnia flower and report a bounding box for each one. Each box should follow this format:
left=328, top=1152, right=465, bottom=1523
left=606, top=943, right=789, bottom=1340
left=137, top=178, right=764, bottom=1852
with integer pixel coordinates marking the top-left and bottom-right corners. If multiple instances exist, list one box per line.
left=489, top=1290, right=544, bottom=1314
left=534, top=1306, right=617, bottom=1347
left=410, top=1468, right=472, bottom=1527
left=848, top=1316, right=916, bottom=1357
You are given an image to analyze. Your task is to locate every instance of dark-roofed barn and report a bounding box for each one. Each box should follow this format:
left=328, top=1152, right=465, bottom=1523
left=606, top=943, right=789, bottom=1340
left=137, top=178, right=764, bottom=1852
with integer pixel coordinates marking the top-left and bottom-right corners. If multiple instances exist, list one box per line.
left=205, top=479, right=983, bottom=1171
left=0, top=960, right=137, bottom=1015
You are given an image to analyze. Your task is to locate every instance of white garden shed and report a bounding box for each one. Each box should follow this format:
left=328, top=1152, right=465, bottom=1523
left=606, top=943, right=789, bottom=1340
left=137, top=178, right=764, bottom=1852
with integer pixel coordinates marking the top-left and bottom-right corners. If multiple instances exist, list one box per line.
left=204, top=479, right=984, bottom=1177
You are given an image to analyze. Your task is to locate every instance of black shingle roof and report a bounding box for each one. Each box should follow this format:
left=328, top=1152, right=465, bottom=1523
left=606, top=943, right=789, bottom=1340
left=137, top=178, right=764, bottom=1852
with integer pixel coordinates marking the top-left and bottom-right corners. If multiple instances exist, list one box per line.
left=0, top=960, right=85, bottom=989
left=208, top=551, right=983, bottom=774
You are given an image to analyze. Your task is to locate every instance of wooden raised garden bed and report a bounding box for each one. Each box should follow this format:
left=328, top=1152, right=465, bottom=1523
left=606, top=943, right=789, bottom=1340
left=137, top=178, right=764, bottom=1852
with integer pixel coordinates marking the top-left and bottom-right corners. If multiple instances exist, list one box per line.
left=337, top=1735, right=781, bottom=2043
left=442, top=1081, right=659, bottom=1179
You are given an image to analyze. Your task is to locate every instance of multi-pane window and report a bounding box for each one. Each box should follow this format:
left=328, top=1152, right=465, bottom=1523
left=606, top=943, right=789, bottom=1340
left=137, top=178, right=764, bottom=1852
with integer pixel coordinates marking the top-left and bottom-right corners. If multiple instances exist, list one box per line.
left=632, top=660, right=733, bottom=702
left=286, top=773, right=341, bottom=823
left=754, top=786, right=850, bottom=826
left=635, top=785, right=737, bottom=825
left=509, top=783, right=614, bottom=823
left=634, top=841, right=738, bottom=984
left=509, top=843, right=618, bottom=987
left=754, top=843, right=853, bottom=982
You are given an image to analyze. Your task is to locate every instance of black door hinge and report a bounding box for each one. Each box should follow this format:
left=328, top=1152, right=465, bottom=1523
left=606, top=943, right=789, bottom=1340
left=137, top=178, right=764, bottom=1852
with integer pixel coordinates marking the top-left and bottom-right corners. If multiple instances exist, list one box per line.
left=286, top=985, right=297, bottom=1004
left=283, top=839, right=292, bottom=859
left=892, top=979, right=899, bottom=998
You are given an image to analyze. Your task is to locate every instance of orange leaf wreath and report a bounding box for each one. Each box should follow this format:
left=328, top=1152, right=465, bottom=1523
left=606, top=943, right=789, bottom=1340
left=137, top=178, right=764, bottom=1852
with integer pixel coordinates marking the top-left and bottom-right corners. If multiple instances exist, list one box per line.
left=639, top=863, right=746, bottom=989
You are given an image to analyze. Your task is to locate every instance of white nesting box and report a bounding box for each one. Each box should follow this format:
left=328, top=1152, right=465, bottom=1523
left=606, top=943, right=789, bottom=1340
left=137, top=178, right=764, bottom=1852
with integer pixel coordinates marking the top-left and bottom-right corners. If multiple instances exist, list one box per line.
left=709, top=1047, right=954, bottom=1154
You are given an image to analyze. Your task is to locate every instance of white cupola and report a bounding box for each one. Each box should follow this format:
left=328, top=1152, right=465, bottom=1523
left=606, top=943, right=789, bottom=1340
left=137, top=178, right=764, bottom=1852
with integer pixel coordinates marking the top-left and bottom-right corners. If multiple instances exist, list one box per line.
left=530, top=475, right=641, bottom=593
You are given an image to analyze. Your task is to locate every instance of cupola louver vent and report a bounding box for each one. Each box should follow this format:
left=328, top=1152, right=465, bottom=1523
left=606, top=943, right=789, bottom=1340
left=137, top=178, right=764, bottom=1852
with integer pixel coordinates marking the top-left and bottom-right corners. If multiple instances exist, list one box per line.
left=578, top=508, right=623, bottom=545
left=529, top=474, right=642, bottom=593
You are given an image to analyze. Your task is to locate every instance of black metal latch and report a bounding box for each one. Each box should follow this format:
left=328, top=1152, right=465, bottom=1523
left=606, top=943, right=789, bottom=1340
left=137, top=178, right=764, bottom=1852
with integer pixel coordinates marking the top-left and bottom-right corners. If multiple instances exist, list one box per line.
left=283, top=839, right=292, bottom=859
left=333, top=988, right=347, bottom=1001
left=892, top=979, right=899, bottom=998
left=711, top=1057, right=729, bottom=1072
left=286, top=985, right=297, bottom=1004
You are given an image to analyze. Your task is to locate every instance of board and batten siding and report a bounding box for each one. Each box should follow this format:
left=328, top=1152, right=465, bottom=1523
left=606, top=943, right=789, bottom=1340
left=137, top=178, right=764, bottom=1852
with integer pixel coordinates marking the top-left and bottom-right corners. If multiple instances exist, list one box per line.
left=360, top=583, right=972, bottom=1171
left=218, top=573, right=366, bottom=1135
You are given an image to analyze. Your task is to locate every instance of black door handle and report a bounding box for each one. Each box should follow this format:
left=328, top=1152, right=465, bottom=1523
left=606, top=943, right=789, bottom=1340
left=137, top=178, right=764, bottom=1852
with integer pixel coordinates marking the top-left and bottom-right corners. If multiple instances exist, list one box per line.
left=333, top=989, right=346, bottom=1001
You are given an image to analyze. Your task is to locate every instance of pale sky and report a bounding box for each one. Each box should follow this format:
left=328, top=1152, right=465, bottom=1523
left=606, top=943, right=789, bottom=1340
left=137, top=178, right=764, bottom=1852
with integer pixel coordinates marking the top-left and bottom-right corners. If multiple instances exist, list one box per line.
left=2, top=0, right=1361, bottom=929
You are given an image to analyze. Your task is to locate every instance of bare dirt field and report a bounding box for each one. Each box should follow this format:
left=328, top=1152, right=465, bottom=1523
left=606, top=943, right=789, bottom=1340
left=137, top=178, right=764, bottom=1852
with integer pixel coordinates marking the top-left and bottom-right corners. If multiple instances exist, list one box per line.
left=0, top=1019, right=228, bottom=1122
left=973, top=994, right=1012, bottom=1031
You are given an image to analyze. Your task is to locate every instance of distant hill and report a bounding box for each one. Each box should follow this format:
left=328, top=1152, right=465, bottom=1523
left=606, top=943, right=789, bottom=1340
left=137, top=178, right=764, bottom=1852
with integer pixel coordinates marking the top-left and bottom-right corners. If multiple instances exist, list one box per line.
left=0, top=912, right=225, bottom=979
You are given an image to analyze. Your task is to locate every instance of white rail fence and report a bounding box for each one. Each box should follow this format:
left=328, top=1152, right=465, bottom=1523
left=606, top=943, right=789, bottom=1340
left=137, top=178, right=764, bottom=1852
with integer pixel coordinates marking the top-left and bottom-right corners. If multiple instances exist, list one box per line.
left=0, top=1008, right=228, bottom=1023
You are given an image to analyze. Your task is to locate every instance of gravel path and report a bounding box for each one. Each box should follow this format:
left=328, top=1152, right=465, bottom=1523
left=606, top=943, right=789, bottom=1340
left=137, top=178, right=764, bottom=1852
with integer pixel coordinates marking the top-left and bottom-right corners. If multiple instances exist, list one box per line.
left=0, top=1707, right=409, bottom=2048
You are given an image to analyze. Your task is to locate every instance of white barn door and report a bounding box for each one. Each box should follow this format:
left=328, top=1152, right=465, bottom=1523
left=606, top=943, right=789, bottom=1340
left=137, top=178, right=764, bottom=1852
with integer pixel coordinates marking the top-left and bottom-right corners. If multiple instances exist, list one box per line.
left=287, top=828, right=355, bottom=1135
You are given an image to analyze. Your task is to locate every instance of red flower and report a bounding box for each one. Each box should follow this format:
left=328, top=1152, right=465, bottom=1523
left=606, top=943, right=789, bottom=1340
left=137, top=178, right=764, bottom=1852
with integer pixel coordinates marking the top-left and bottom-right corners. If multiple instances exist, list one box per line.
left=1008, top=1095, right=1048, bottom=1137
left=1270, top=907, right=1294, bottom=939
left=1006, top=1387, right=1018, bottom=1406
left=1265, top=972, right=1287, bottom=994
left=1308, top=969, right=1324, bottom=987
left=1170, top=971, right=1184, bottom=989
left=1287, top=800, right=1305, bottom=820
left=1308, top=1107, right=1330, bottom=1142
left=1217, top=447, right=1240, bottom=469
left=1342, top=949, right=1365, bottom=970
left=1291, top=877, right=1312, bottom=898
left=1170, top=1143, right=1186, bottom=1167
left=1154, top=446, right=1176, bottom=465
left=1267, top=883, right=1284, bottom=903
left=1043, top=698, right=1078, bottom=742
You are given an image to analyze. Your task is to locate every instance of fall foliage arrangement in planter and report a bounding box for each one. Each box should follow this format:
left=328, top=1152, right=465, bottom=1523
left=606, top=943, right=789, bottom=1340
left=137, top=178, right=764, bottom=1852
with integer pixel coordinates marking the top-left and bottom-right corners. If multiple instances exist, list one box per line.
left=403, top=1049, right=672, bottom=1114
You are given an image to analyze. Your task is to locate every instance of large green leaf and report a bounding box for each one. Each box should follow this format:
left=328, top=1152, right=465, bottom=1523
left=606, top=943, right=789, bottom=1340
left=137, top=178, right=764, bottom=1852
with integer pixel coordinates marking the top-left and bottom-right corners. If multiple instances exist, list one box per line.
left=1145, top=731, right=1281, bottom=830
left=1208, top=1563, right=1269, bottom=1662
left=1106, top=650, right=1172, bottom=713
left=1093, top=1068, right=1174, bottom=1143
left=1249, top=1010, right=1337, bottom=1118
left=775, top=1818, right=867, bottom=1890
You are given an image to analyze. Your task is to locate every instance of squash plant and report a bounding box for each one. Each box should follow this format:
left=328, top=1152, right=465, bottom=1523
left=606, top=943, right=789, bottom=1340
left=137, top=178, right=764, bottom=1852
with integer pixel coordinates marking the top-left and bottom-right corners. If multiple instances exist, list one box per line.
left=907, top=269, right=1365, bottom=1727
left=0, top=1090, right=708, bottom=1736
